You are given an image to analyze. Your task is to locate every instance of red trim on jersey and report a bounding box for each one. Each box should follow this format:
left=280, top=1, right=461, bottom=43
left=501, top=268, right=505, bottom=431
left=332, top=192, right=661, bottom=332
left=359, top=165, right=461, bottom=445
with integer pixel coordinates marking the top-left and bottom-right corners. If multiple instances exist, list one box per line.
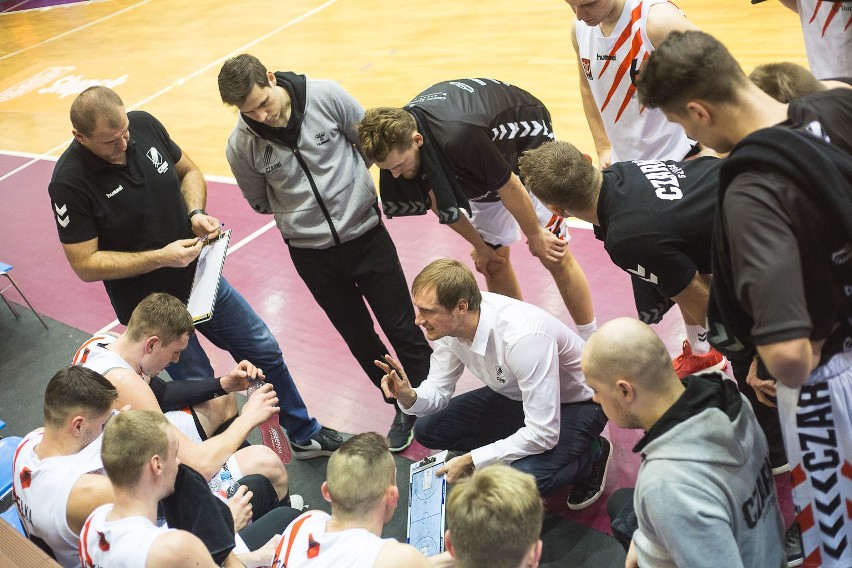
left=73, top=336, right=108, bottom=364
left=602, top=30, right=644, bottom=122
left=80, top=516, right=95, bottom=568
left=598, top=2, right=643, bottom=78
left=808, top=0, right=822, bottom=25
left=273, top=513, right=314, bottom=566
left=11, top=437, right=33, bottom=537
left=822, top=1, right=841, bottom=37
left=614, top=51, right=649, bottom=122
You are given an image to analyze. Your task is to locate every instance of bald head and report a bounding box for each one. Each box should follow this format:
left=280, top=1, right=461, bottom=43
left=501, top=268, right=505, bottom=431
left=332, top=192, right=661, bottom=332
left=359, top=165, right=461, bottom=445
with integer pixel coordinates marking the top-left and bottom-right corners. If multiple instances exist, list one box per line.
left=583, top=318, right=678, bottom=392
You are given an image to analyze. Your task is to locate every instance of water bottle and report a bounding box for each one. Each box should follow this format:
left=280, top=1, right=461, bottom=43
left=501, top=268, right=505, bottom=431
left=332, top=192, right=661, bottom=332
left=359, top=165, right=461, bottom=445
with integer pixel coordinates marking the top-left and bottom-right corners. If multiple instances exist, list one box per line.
left=247, top=379, right=292, bottom=464
left=217, top=469, right=241, bottom=500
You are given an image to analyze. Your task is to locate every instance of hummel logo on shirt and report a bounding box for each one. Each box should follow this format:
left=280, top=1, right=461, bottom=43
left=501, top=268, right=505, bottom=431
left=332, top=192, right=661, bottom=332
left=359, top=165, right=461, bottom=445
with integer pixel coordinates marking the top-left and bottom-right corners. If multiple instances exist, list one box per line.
left=54, top=202, right=70, bottom=227
left=627, top=264, right=659, bottom=285
left=106, top=184, right=123, bottom=198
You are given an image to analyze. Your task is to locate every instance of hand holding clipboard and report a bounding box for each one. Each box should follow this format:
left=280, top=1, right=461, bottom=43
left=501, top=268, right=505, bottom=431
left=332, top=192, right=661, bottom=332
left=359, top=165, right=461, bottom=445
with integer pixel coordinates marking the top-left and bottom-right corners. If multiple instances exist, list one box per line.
left=186, top=229, right=232, bottom=324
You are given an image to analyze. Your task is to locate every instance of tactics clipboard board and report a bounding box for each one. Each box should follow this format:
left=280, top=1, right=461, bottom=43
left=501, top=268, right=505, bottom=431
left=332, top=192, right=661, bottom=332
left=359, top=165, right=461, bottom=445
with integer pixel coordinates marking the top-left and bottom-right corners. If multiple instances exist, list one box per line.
left=407, top=450, right=448, bottom=557
left=187, top=229, right=231, bottom=324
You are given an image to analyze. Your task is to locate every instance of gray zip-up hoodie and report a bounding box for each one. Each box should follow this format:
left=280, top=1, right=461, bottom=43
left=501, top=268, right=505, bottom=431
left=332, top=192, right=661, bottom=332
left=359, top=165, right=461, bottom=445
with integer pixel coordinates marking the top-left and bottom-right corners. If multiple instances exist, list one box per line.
left=633, top=372, right=785, bottom=568
left=226, top=74, right=379, bottom=249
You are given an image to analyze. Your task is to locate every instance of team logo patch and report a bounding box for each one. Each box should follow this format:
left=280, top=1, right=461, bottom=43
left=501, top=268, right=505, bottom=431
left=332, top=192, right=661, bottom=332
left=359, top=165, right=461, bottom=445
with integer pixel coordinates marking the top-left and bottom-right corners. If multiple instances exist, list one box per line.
left=97, top=531, right=110, bottom=551
left=19, top=467, right=31, bottom=489
left=262, top=145, right=282, bottom=174
left=146, top=147, right=169, bottom=174
left=307, top=534, right=320, bottom=558
left=581, top=58, right=592, bottom=80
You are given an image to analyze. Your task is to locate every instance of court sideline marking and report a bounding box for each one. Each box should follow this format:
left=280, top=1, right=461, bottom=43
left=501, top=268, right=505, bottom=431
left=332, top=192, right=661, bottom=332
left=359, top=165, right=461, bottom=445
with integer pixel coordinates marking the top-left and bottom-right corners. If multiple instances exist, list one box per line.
left=0, top=0, right=340, bottom=185
left=0, top=0, right=152, bottom=61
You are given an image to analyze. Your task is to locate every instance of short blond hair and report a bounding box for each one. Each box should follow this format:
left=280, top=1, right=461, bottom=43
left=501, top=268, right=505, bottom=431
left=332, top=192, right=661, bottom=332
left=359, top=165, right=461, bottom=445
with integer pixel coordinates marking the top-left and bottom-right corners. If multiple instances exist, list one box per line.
left=125, top=292, right=194, bottom=347
left=447, top=465, right=542, bottom=568
left=412, top=258, right=481, bottom=312
left=102, top=410, right=170, bottom=489
left=357, top=107, right=417, bottom=162
left=326, top=433, right=396, bottom=520
left=749, top=62, right=825, bottom=103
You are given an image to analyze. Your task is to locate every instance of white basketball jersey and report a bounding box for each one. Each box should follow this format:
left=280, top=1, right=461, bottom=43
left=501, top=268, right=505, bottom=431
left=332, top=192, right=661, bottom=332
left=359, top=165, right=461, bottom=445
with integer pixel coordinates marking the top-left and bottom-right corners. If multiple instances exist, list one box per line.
left=73, top=334, right=134, bottom=375
left=12, top=431, right=105, bottom=567
left=575, top=0, right=694, bottom=162
left=271, top=511, right=394, bottom=568
left=796, top=0, right=852, bottom=79
left=79, top=504, right=170, bottom=568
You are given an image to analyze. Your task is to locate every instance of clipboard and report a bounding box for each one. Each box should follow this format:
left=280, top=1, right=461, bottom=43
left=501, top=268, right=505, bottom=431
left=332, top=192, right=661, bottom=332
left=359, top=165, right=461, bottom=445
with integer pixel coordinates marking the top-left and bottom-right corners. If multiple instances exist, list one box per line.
left=186, top=229, right=231, bottom=324
left=407, top=450, right=448, bottom=557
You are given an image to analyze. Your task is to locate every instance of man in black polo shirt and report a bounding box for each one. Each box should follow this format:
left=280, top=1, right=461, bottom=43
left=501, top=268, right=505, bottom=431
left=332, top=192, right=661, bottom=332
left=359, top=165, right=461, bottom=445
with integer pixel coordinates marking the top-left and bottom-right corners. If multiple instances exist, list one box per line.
left=48, top=86, right=342, bottom=459
left=357, top=78, right=597, bottom=341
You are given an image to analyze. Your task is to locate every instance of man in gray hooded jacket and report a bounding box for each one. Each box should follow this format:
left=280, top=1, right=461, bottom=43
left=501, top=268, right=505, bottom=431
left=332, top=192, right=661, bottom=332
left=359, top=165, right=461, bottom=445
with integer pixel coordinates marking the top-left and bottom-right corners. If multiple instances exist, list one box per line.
left=217, top=55, right=432, bottom=452
left=582, top=318, right=785, bottom=568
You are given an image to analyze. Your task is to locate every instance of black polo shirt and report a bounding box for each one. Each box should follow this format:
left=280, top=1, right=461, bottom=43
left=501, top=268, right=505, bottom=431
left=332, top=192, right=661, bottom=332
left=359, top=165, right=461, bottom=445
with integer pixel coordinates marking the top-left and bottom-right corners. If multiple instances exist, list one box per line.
left=48, top=110, right=195, bottom=323
left=594, top=156, right=720, bottom=298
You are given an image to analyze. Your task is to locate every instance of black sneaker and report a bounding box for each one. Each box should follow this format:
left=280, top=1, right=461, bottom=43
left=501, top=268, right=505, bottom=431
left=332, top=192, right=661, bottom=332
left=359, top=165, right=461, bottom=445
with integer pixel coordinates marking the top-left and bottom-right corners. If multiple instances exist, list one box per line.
left=785, top=522, right=804, bottom=567
left=292, top=426, right=343, bottom=460
left=567, top=436, right=612, bottom=511
left=387, top=409, right=416, bottom=452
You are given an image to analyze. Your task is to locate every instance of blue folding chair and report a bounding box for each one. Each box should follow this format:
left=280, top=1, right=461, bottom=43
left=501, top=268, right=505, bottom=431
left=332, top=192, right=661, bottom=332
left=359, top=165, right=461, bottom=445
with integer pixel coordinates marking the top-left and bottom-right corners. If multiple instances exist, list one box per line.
left=0, top=262, right=48, bottom=330
left=0, top=419, right=24, bottom=535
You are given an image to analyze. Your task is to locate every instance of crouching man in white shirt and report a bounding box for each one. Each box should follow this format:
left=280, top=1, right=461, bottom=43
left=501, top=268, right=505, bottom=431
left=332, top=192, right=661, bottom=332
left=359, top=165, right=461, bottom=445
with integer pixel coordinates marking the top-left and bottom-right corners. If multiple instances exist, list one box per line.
left=376, top=258, right=610, bottom=509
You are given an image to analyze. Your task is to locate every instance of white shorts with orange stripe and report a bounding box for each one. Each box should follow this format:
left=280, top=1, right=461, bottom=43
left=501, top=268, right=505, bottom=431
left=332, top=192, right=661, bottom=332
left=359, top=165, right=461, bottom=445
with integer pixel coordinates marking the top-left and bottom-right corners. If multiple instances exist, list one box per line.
left=470, top=193, right=571, bottom=248
left=778, top=351, right=852, bottom=568
left=163, top=408, right=244, bottom=492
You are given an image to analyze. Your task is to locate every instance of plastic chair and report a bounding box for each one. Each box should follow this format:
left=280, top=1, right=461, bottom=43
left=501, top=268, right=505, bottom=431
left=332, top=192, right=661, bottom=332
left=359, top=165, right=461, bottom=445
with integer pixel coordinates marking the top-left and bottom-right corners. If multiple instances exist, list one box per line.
left=0, top=262, right=48, bottom=330
left=0, top=419, right=26, bottom=537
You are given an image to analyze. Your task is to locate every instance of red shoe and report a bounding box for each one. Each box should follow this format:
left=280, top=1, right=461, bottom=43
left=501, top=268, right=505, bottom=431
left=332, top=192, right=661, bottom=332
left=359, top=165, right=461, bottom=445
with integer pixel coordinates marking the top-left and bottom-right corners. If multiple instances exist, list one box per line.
left=672, top=340, right=727, bottom=379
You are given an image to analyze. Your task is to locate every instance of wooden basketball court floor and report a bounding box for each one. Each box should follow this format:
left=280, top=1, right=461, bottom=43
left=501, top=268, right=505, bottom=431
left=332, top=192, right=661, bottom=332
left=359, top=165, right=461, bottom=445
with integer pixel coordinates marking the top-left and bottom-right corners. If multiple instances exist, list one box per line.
left=0, top=0, right=805, bottom=537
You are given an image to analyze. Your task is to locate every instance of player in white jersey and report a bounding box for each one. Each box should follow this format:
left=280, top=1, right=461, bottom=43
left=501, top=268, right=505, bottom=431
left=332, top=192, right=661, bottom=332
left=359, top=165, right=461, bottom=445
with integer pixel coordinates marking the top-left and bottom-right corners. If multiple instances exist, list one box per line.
left=270, top=433, right=430, bottom=568
left=79, top=410, right=220, bottom=568
left=80, top=504, right=175, bottom=568
left=72, top=292, right=290, bottom=502
left=568, top=0, right=698, bottom=167
left=12, top=366, right=118, bottom=567
left=775, top=0, right=852, bottom=78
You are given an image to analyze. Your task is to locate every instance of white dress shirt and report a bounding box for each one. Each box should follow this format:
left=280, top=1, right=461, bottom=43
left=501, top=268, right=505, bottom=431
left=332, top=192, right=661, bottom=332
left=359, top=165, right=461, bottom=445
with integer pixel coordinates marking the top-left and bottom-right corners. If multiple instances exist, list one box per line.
left=405, top=292, right=592, bottom=468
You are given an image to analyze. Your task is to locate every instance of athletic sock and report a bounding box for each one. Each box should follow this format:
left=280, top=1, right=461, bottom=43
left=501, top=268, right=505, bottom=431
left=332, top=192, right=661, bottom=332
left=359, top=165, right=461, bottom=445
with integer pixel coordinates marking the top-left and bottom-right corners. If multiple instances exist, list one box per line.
left=686, top=325, right=710, bottom=354
left=577, top=319, right=597, bottom=341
